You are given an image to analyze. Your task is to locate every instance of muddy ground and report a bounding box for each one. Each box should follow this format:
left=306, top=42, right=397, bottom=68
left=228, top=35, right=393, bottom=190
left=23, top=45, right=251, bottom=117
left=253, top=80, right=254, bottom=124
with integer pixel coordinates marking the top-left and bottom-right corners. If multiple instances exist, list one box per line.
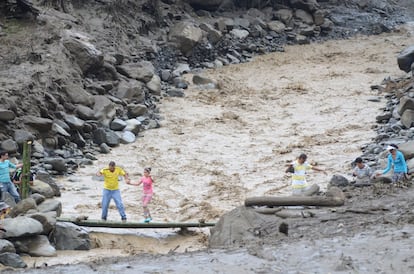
left=2, top=24, right=414, bottom=273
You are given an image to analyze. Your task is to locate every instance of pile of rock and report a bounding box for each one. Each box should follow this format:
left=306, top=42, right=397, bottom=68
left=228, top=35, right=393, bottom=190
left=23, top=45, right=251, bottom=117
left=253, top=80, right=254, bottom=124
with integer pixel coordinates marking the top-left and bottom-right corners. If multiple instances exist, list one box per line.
left=0, top=174, right=90, bottom=269
left=0, top=0, right=409, bottom=178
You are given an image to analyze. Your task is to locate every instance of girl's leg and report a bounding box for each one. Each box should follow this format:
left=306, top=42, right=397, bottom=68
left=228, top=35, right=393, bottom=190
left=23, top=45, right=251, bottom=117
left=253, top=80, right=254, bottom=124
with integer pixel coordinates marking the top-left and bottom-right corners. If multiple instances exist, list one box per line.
left=142, top=194, right=152, bottom=221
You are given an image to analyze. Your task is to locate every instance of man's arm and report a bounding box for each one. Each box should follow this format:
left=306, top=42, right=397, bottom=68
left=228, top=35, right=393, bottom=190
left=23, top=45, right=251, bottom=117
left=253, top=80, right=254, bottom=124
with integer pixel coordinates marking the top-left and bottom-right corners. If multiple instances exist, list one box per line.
left=123, top=172, right=131, bottom=184
left=312, top=166, right=327, bottom=174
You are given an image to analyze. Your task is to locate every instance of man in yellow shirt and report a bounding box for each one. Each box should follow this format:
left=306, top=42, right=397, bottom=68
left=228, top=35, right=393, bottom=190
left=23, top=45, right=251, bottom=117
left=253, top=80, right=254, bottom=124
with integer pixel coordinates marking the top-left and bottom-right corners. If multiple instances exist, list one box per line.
left=96, top=161, right=131, bottom=222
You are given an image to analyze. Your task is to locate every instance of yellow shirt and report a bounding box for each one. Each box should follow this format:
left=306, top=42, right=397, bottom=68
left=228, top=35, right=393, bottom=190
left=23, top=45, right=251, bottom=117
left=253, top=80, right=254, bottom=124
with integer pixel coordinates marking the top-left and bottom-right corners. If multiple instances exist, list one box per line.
left=291, top=160, right=313, bottom=189
left=100, top=167, right=126, bottom=190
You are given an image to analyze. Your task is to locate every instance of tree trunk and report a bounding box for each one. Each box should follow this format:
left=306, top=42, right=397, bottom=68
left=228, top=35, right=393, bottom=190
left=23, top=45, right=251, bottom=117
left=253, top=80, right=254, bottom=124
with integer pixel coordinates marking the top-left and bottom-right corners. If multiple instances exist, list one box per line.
left=57, top=217, right=216, bottom=228
left=245, top=195, right=345, bottom=207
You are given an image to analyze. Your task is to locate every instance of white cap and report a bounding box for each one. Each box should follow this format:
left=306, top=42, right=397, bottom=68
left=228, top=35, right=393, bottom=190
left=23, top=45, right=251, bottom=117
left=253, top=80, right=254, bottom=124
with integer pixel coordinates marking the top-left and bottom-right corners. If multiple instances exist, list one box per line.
left=386, top=145, right=395, bottom=151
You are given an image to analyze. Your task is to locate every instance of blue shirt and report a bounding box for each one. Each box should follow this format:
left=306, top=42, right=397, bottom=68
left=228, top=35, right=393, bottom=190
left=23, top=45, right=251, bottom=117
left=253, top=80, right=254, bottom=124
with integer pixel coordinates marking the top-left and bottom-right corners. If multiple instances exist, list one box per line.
left=0, top=160, right=16, bottom=182
left=383, top=151, right=408, bottom=174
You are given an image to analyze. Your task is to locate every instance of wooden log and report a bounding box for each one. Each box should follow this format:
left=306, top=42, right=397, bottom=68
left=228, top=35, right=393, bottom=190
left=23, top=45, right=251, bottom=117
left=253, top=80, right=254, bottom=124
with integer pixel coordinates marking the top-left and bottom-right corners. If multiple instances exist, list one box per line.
left=57, top=217, right=216, bottom=229
left=20, top=141, right=31, bottom=199
left=245, top=196, right=344, bottom=207
left=254, top=207, right=283, bottom=214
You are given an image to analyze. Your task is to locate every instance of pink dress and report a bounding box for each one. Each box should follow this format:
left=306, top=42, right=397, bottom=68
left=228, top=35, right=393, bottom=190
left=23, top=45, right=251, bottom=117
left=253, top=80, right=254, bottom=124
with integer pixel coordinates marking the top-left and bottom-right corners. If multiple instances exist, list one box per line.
left=141, top=176, right=153, bottom=206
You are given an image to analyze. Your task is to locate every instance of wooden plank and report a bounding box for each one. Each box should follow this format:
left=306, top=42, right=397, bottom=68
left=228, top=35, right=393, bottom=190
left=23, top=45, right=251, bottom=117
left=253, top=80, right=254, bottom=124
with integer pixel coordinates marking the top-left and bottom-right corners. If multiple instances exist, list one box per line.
left=57, top=217, right=216, bottom=228
left=245, top=196, right=345, bottom=207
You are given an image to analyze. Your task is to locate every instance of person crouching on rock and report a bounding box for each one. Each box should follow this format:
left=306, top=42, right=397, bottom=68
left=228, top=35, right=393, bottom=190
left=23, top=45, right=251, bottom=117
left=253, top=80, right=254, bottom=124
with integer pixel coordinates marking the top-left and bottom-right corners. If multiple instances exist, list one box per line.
left=96, top=161, right=130, bottom=222
left=127, top=167, right=154, bottom=223
left=352, top=157, right=374, bottom=186
left=286, top=153, right=326, bottom=196
left=0, top=151, right=23, bottom=203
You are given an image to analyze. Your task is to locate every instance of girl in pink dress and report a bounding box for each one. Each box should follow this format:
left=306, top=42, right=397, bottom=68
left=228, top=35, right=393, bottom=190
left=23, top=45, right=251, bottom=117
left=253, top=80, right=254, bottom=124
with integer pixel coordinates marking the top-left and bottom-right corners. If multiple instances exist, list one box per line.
left=128, top=167, right=154, bottom=223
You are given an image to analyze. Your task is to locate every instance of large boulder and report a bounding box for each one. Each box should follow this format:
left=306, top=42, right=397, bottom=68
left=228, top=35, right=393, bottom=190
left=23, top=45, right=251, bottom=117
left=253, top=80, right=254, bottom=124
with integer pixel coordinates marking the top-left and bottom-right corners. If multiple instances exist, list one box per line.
left=399, top=141, right=414, bottom=160
left=51, top=222, right=91, bottom=250
left=12, top=235, right=57, bottom=257
left=0, top=239, right=16, bottom=253
left=0, top=139, right=18, bottom=153
left=30, top=180, right=56, bottom=198
left=398, top=45, right=414, bottom=73
left=116, top=61, right=155, bottom=83
left=62, top=84, right=94, bottom=106
left=93, top=95, right=117, bottom=127
left=22, top=115, right=53, bottom=132
left=37, top=199, right=62, bottom=217
left=209, top=206, right=287, bottom=248
left=2, top=217, right=43, bottom=238
left=9, top=198, right=37, bottom=218
left=0, top=252, right=26, bottom=268
left=401, top=109, right=414, bottom=128
left=169, top=21, right=203, bottom=56
left=28, top=211, right=57, bottom=235
left=0, top=108, right=15, bottom=122
left=115, top=79, right=145, bottom=101
left=62, top=30, right=104, bottom=74
left=93, top=128, right=121, bottom=147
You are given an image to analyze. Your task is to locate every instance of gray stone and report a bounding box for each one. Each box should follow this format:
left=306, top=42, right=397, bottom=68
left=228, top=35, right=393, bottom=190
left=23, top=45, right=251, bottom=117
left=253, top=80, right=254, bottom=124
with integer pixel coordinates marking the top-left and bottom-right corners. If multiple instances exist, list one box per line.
left=295, top=9, right=314, bottom=25
left=0, top=139, right=18, bottom=153
left=116, top=61, right=155, bottom=83
left=172, top=63, right=191, bottom=77
left=62, top=85, right=94, bottom=106
left=401, top=109, right=414, bottom=128
left=13, top=130, right=35, bottom=145
left=76, top=105, right=96, bottom=120
left=0, top=108, right=15, bottom=121
left=37, top=199, right=62, bottom=216
left=120, top=131, right=136, bottom=144
left=3, top=216, right=43, bottom=238
left=30, top=180, right=55, bottom=198
left=52, top=123, right=71, bottom=137
left=51, top=222, right=90, bottom=250
left=169, top=21, right=203, bottom=55
left=0, top=252, right=27, bottom=268
left=13, top=235, right=57, bottom=257
left=146, top=75, right=162, bottom=96
left=99, top=143, right=111, bottom=154
left=63, top=114, right=85, bottom=130
left=62, top=30, right=104, bottom=74
left=230, top=28, right=249, bottom=39
left=166, top=88, right=185, bottom=97
left=397, top=45, right=414, bottom=73
left=115, top=79, right=145, bottom=101
left=28, top=211, right=57, bottom=235
left=9, top=198, right=37, bottom=218
left=93, top=128, right=120, bottom=147
left=93, top=95, right=117, bottom=127
left=127, top=104, right=148, bottom=118
left=0, top=239, right=16, bottom=253
left=43, top=157, right=67, bottom=173
left=329, top=174, right=350, bottom=187
left=124, top=119, right=142, bottom=135
left=267, top=21, right=286, bottom=33
left=110, top=118, right=127, bottom=131
left=22, top=115, right=53, bottom=132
